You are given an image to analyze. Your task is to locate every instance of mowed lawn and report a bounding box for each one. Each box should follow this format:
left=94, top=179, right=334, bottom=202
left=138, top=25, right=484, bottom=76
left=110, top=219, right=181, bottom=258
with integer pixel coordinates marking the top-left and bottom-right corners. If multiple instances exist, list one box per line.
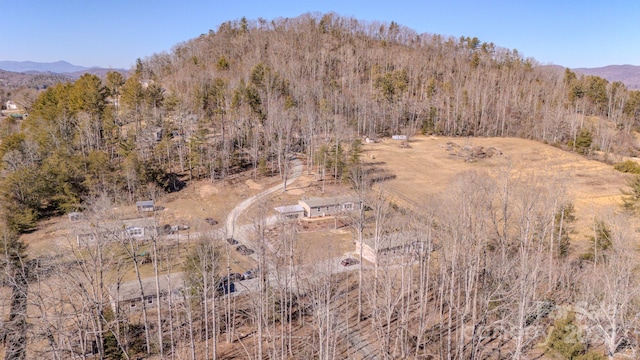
left=363, top=135, right=632, bottom=244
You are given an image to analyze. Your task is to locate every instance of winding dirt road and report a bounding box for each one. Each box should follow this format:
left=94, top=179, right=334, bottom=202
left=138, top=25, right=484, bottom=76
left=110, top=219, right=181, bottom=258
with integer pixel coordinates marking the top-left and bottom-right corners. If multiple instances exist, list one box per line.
left=225, top=158, right=303, bottom=239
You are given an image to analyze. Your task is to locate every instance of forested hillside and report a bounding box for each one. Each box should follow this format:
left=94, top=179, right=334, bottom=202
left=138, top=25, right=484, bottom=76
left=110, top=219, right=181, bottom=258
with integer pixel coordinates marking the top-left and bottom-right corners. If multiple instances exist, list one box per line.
left=2, top=13, right=640, bottom=231
left=2, top=12, right=640, bottom=359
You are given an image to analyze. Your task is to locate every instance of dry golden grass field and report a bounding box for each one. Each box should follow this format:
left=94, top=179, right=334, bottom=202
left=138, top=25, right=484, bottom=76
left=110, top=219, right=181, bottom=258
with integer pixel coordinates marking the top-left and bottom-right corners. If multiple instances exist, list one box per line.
left=363, top=135, right=634, bottom=248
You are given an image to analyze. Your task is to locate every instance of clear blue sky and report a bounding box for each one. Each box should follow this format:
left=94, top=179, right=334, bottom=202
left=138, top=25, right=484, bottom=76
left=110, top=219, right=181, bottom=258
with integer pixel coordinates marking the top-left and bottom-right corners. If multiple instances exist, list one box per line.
left=2, top=0, right=639, bottom=69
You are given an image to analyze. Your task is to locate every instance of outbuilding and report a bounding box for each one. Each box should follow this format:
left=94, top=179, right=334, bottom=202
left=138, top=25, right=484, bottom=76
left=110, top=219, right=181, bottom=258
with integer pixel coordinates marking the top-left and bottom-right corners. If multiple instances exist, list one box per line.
left=136, top=200, right=155, bottom=212
left=274, top=204, right=305, bottom=220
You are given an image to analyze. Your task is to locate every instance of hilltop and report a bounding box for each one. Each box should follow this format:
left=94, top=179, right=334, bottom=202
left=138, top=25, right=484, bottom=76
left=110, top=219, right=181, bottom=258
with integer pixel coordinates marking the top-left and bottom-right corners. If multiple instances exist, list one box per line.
left=2, top=13, right=640, bottom=359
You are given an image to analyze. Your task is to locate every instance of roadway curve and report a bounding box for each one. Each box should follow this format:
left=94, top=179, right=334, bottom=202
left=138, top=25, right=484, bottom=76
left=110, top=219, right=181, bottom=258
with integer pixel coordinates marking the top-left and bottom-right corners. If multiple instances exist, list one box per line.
left=225, top=158, right=303, bottom=239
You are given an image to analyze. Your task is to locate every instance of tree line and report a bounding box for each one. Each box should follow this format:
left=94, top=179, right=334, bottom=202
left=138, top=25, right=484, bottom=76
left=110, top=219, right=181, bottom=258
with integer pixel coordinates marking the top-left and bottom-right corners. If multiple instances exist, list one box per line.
left=1, top=12, right=640, bottom=359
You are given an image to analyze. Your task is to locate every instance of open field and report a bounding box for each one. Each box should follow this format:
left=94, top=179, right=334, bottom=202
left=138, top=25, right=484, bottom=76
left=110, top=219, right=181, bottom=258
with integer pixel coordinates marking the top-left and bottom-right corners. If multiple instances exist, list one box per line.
left=363, top=135, right=633, bottom=247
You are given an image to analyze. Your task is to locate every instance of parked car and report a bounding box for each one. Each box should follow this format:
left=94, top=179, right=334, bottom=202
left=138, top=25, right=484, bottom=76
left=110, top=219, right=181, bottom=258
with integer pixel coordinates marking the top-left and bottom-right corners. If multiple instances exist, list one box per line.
left=205, top=218, right=218, bottom=225
left=222, top=272, right=244, bottom=282
left=226, top=238, right=239, bottom=245
left=236, top=245, right=255, bottom=255
left=340, top=258, right=359, bottom=266
left=171, top=224, right=190, bottom=232
left=216, top=279, right=235, bottom=295
left=243, top=268, right=259, bottom=280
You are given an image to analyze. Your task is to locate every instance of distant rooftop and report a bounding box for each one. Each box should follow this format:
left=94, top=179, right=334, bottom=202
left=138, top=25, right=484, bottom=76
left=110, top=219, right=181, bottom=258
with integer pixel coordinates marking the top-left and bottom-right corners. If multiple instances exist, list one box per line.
left=300, top=195, right=357, bottom=208
left=274, top=204, right=305, bottom=213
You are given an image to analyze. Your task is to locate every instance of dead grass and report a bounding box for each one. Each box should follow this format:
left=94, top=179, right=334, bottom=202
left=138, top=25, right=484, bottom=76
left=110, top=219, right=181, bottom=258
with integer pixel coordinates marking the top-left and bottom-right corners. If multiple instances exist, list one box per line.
left=301, top=227, right=353, bottom=260
left=363, top=135, right=633, bottom=248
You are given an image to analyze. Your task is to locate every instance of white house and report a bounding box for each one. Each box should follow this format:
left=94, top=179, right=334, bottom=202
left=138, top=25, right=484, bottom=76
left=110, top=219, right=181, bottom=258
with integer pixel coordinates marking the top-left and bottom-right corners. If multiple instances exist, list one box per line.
left=108, top=272, right=185, bottom=313
left=298, top=196, right=361, bottom=218
left=125, top=226, right=145, bottom=238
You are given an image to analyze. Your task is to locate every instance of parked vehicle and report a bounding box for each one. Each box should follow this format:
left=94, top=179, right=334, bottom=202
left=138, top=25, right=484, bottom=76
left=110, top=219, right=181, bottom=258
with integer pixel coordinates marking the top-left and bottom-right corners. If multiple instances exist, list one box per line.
left=236, top=245, right=254, bottom=255
left=243, top=268, right=259, bottom=280
left=171, top=224, right=190, bottom=232
left=205, top=218, right=218, bottom=225
left=216, top=279, right=235, bottom=295
left=222, top=272, right=243, bottom=282
left=226, top=238, right=239, bottom=245
left=340, top=258, right=359, bottom=266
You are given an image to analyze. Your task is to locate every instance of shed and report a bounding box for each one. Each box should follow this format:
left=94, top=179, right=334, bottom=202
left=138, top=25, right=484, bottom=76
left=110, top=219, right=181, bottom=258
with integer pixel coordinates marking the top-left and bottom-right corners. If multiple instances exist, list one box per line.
left=136, top=200, right=155, bottom=212
left=274, top=204, right=305, bottom=220
left=298, top=196, right=361, bottom=218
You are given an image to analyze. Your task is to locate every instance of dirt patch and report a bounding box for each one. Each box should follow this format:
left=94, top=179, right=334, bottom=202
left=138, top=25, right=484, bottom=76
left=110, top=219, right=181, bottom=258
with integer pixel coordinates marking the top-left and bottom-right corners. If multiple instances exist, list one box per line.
left=297, top=228, right=353, bottom=262
left=245, top=179, right=263, bottom=190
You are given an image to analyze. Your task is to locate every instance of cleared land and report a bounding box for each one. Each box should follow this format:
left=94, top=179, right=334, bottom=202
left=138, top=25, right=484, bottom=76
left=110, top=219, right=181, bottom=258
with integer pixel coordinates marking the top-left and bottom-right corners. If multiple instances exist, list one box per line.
left=363, top=135, right=632, bottom=244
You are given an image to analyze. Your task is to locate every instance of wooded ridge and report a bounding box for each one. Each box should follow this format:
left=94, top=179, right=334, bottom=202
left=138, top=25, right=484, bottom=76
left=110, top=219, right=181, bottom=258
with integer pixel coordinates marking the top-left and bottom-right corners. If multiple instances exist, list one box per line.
left=1, top=12, right=640, bottom=359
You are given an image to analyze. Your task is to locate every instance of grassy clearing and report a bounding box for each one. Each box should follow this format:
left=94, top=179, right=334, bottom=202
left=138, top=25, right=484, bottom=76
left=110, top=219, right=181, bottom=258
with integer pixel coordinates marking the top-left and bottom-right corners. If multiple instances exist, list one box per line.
left=363, top=135, right=632, bottom=247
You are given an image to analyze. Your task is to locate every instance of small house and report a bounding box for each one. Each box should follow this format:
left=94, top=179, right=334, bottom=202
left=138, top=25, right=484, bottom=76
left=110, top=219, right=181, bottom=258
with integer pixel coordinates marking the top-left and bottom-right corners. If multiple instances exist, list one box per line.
left=274, top=204, right=305, bottom=220
left=298, top=196, right=361, bottom=218
left=109, top=272, right=185, bottom=313
left=125, top=226, right=145, bottom=238
left=136, top=200, right=155, bottom=212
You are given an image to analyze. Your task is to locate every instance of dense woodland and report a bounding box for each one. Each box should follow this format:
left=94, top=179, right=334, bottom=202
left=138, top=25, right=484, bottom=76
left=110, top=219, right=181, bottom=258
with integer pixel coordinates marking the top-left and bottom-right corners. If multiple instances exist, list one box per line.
left=1, top=12, right=640, bottom=359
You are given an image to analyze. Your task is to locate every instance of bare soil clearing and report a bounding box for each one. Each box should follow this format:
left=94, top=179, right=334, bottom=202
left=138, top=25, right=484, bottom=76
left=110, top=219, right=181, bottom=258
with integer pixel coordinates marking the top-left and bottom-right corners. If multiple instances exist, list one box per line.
left=363, top=135, right=631, bottom=243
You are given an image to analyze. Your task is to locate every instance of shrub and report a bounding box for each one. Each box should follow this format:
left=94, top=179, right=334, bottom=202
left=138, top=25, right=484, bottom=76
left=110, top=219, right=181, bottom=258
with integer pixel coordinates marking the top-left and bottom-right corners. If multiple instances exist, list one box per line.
left=545, top=311, right=605, bottom=360
left=613, top=160, right=640, bottom=174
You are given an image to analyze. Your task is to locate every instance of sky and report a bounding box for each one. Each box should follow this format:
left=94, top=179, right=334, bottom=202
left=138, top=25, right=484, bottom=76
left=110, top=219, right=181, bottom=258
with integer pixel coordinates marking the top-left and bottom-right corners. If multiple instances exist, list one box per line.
left=2, top=0, right=639, bottom=70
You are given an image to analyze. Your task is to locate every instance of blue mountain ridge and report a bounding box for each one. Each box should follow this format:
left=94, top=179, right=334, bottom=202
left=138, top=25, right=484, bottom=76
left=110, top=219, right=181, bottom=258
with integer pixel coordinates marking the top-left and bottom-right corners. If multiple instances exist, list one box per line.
left=0, top=60, right=94, bottom=73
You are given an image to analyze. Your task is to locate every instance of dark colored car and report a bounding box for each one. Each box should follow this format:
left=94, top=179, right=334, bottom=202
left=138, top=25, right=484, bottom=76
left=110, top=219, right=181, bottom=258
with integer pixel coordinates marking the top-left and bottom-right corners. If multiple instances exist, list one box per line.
left=205, top=218, right=218, bottom=225
left=222, top=272, right=243, bottom=282
left=217, top=280, right=235, bottom=295
left=340, top=258, right=359, bottom=266
left=226, top=238, right=239, bottom=245
left=236, top=245, right=255, bottom=255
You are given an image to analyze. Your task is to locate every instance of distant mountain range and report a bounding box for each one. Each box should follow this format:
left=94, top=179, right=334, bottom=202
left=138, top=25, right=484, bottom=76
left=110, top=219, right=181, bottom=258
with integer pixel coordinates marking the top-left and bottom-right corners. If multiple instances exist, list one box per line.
left=0, top=60, right=126, bottom=77
left=0, top=61, right=127, bottom=89
left=0, top=60, right=94, bottom=73
left=573, top=65, right=640, bottom=90
left=1, top=60, right=638, bottom=90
